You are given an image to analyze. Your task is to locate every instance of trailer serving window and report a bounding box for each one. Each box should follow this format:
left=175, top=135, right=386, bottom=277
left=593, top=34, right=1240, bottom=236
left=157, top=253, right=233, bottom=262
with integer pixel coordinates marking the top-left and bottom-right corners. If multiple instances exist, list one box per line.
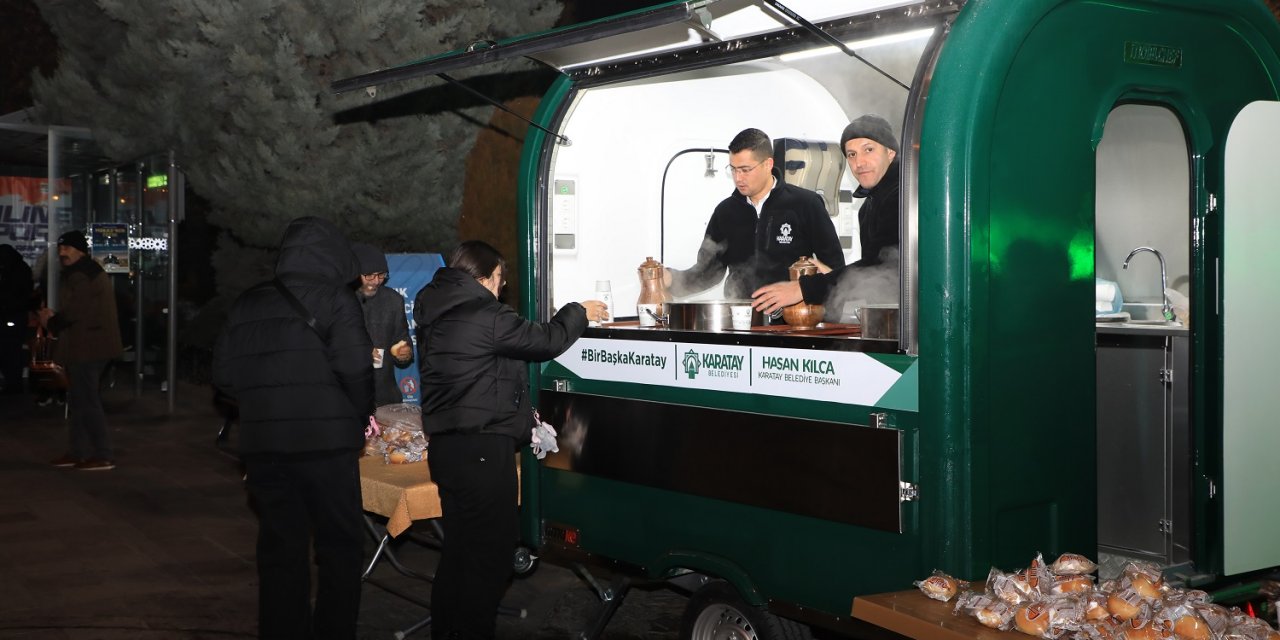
left=539, top=3, right=951, bottom=355
left=333, top=1, right=960, bottom=353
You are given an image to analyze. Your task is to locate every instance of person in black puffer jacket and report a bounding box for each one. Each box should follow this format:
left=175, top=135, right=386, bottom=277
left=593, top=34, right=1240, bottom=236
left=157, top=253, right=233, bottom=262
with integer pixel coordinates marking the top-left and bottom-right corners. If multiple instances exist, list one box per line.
left=413, top=240, right=606, bottom=640
left=213, top=216, right=374, bottom=640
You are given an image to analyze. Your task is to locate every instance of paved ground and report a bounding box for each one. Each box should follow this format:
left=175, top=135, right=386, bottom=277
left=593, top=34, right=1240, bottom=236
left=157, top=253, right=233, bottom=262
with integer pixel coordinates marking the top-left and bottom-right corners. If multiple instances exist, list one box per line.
left=0, top=382, right=688, bottom=639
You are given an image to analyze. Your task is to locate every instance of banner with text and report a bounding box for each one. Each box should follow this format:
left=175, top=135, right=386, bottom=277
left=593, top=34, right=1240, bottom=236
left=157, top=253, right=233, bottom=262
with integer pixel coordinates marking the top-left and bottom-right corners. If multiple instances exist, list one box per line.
left=552, top=337, right=906, bottom=407
left=385, top=253, right=445, bottom=404
left=0, top=176, right=71, bottom=265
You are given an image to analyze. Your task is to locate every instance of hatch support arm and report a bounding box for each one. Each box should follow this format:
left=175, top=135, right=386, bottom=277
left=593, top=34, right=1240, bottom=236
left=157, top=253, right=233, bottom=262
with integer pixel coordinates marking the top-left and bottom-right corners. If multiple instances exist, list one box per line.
left=759, top=0, right=911, bottom=91
left=435, top=72, right=571, bottom=146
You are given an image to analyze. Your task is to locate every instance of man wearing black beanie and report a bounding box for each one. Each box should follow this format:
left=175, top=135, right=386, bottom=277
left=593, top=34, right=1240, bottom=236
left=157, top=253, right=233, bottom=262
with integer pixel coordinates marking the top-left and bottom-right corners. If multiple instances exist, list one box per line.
left=752, top=114, right=902, bottom=318
left=38, top=230, right=124, bottom=470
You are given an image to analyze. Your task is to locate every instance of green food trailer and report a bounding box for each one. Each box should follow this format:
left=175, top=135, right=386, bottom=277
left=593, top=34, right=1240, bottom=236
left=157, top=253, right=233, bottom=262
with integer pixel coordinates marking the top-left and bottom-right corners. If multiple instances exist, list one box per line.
left=335, top=0, right=1280, bottom=636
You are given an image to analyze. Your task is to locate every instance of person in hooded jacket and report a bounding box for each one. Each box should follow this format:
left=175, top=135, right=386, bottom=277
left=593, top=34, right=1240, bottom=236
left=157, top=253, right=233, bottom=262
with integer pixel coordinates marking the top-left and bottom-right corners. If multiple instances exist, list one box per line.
left=752, top=114, right=902, bottom=318
left=213, top=216, right=374, bottom=640
left=413, top=240, right=606, bottom=640
left=351, top=242, right=412, bottom=407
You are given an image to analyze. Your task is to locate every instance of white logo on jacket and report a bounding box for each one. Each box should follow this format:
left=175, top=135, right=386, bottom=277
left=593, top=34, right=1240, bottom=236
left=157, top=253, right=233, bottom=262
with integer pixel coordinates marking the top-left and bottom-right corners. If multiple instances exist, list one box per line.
left=776, top=222, right=793, bottom=245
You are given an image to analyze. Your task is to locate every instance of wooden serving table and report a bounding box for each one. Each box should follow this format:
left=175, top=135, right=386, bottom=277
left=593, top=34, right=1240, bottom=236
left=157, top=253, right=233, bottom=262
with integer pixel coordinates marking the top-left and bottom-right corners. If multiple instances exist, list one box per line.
left=359, top=456, right=439, bottom=538
left=852, top=590, right=1026, bottom=640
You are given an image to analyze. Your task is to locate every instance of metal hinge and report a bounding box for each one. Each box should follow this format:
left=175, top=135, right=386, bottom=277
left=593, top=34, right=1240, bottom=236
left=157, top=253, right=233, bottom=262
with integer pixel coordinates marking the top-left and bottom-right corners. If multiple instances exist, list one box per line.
left=1208, top=193, right=1218, bottom=213
left=899, top=481, right=919, bottom=502
left=1158, top=519, right=1173, bottom=535
left=1159, top=368, right=1174, bottom=384
left=872, top=412, right=891, bottom=429
left=1208, top=479, right=1217, bottom=499
left=553, top=379, right=571, bottom=392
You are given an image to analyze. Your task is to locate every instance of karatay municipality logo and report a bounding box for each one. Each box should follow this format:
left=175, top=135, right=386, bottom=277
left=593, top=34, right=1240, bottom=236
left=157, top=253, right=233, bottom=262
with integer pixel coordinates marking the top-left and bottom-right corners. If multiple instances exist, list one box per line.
left=776, top=222, right=793, bottom=245
left=682, top=348, right=701, bottom=379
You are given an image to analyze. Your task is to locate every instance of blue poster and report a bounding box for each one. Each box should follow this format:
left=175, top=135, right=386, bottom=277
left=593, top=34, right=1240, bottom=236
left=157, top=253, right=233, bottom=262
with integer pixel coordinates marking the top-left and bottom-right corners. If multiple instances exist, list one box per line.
left=385, top=253, right=445, bottom=404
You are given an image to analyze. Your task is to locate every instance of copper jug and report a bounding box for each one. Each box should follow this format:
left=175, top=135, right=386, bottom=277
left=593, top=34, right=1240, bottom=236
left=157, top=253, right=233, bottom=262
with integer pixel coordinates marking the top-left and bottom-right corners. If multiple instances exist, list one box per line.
left=636, top=257, right=672, bottom=327
left=781, top=257, right=824, bottom=329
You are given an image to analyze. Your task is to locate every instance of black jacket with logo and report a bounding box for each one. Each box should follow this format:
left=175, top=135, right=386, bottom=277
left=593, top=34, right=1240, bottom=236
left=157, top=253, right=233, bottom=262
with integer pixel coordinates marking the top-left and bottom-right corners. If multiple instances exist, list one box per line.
left=413, top=268, right=587, bottom=442
left=673, top=168, right=845, bottom=299
left=213, top=217, right=374, bottom=454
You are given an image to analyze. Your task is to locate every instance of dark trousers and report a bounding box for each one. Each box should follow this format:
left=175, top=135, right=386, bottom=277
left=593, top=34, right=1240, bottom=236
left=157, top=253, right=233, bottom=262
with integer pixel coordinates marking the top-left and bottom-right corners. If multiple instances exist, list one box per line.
left=66, top=360, right=111, bottom=459
left=428, top=433, right=519, bottom=640
left=0, top=316, right=24, bottom=393
left=244, top=449, right=365, bottom=640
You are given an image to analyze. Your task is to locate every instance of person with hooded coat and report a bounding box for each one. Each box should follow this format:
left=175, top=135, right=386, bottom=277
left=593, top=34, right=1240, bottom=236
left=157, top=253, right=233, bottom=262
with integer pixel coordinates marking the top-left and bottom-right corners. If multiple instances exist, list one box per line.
left=213, top=216, right=374, bottom=639
left=413, top=240, right=606, bottom=640
left=351, top=242, right=413, bottom=407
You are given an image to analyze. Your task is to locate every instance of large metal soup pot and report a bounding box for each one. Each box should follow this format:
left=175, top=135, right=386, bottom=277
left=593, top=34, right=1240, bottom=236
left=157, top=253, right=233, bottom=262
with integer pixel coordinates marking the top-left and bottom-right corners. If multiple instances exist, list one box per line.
left=666, top=300, right=761, bottom=331
left=859, top=303, right=899, bottom=340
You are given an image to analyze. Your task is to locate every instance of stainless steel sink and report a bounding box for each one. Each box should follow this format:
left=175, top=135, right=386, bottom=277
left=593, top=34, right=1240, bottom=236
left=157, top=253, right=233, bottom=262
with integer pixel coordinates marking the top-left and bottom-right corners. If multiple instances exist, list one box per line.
left=1121, top=302, right=1173, bottom=323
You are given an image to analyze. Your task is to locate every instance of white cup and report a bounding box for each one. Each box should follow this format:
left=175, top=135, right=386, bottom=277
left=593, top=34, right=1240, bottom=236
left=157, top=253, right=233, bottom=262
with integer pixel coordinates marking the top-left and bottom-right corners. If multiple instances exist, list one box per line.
left=593, top=280, right=612, bottom=326
left=372, top=348, right=385, bottom=369
left=638, top=303, right=660, bottom=327
left=730, top=305, right=753, bottom=330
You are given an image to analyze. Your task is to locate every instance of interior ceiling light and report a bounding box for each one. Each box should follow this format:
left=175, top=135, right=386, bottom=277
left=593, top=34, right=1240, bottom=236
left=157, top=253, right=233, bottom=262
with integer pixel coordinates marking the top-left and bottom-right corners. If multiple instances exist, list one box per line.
left=778, top=27, right=936, bottom=61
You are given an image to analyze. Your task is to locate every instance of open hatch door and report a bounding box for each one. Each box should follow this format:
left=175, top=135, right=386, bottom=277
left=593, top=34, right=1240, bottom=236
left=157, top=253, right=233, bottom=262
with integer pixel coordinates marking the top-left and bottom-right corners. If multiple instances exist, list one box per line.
left=1222, top=100, right=1280, bottom=576
left=331, top=0, right=935, bottom=93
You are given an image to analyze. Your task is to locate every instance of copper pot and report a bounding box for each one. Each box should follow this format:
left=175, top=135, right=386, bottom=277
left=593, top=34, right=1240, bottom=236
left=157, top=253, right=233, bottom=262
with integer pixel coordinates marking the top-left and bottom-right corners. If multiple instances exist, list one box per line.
left=781, top=257, right=824, bottom=329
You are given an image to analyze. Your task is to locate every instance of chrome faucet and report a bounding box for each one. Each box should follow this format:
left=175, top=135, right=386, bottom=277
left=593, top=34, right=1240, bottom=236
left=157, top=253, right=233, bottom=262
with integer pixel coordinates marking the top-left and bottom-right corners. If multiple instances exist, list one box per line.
left=1122, top=246, right=1174, bottom=321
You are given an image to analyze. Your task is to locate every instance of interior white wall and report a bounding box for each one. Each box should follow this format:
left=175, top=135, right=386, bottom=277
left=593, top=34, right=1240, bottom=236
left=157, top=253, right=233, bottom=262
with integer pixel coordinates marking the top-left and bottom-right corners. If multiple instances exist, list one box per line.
left=550, top=65, right=852, bottom=313
left=1095, top=105, right=1190, bottom=303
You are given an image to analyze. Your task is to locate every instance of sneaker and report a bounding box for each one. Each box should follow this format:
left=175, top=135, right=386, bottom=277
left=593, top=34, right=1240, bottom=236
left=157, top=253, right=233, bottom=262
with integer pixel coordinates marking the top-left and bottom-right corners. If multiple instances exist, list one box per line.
left=51, top=454, right=82, bottom=467
left=36, top=397, right=54, bottom=407
left=74, top=459, right=116, bottom=471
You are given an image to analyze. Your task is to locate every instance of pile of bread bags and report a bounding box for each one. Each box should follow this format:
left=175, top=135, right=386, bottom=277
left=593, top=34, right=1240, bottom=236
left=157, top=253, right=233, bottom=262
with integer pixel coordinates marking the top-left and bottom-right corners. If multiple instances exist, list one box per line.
left=364, top=403, right=427, bottom=464
left=916, top=553, right=1280, bottom=639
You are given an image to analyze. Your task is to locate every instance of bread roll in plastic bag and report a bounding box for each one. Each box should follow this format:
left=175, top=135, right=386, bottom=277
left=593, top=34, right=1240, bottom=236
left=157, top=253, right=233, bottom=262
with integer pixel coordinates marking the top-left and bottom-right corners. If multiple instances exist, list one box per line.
left=374, top=403, right=427, bottom=464
left=915, top=569, right=965, bottom=602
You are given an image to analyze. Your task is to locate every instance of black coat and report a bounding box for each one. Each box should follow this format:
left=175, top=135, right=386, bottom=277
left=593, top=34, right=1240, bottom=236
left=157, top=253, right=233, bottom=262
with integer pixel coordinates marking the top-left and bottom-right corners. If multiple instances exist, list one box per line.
left=799, top=159, right=901, bottom=306
left=213, top=217, right=374, bottom=454
left=413, top=268, right=587, bottom=441
left=673, top=168, right=845, bottom=299
left=358, top=285, right=412, bottom=407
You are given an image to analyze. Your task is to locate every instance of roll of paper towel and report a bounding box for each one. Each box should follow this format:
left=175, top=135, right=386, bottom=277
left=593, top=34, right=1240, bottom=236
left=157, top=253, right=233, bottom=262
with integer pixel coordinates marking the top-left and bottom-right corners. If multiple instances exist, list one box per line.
left=1096, top=278, right=1123, bottom=315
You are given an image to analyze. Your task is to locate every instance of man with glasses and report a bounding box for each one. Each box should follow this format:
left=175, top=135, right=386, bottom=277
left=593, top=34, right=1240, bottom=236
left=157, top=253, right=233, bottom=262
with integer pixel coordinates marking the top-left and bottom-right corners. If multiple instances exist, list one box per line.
left=668, top=127, right=844, bottom=300
left=752, top=115, right=901, bottom=320
left=353, top=242, right=413, bottom=407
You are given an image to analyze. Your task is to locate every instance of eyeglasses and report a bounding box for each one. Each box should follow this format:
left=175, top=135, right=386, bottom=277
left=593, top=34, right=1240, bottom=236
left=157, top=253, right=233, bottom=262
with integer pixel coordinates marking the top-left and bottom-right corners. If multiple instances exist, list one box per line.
left=361, top=272, right=388, bottom=280
left=724, top=160, right=765, bottom=177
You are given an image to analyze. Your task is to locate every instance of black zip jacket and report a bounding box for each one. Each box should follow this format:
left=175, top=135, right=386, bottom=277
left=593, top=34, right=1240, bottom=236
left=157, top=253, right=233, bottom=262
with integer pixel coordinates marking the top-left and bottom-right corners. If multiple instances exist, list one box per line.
left=799, top=159, right=901, bottom=306
left=414, top=268, right=587, bottom=441
left=673, top=168, right=845, bottom=299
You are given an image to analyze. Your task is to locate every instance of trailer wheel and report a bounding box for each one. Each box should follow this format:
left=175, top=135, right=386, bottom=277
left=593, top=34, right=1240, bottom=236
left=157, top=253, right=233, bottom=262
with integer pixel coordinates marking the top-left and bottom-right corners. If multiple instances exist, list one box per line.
left=679, top=581, right=812, bottom=640
left=512, top=546, right=537, bottom=575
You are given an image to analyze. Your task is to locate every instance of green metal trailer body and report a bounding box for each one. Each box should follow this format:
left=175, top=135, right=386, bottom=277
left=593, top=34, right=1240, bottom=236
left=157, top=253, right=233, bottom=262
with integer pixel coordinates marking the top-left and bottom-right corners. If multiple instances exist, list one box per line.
left=333, top=0, right=1280, bottom=633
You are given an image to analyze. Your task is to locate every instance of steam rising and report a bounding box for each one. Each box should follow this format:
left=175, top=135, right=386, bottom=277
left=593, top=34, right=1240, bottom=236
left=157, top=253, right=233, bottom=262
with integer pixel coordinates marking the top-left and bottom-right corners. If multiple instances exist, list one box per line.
left=825, top=245, right=901, bottom=323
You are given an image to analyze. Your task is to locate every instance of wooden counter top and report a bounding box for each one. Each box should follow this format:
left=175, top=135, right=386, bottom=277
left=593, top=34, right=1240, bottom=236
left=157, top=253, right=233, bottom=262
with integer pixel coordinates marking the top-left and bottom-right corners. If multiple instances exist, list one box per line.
left=852, top=590, right=1026, bottom=640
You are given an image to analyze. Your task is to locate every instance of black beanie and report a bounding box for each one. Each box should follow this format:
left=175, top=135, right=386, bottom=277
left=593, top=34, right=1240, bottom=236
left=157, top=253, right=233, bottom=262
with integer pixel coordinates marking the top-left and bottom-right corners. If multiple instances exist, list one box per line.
left=840, top=114, right=899, bottom=153
left=57, top=230, right=89, bottom=254
left=351, top=242, right=389, bottom=275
